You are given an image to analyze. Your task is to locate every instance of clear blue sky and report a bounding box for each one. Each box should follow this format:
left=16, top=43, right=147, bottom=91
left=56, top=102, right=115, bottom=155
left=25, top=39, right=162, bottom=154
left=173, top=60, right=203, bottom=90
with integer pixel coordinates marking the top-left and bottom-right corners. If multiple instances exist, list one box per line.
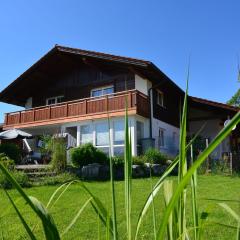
left=0, top=1, right=239, bottom=123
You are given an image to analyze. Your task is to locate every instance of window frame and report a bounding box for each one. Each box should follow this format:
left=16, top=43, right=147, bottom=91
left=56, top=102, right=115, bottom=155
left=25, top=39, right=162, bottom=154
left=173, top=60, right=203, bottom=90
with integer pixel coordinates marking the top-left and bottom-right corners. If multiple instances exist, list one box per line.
left=158, top=128, right=165, bottom=147
left=90, top=85, right=114, bottom=98
left=95, top=121, right=110, bottom=147
left=80, top=124, right=93, bottom=145
left=156, top=90, right=164, bottom=107
left=46, top=95, right=64, bottom=105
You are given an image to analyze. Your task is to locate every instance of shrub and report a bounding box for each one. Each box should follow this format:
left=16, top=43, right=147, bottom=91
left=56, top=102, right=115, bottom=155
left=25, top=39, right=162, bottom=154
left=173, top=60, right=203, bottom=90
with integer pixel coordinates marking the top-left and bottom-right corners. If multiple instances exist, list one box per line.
left=144, top=148, right=167, bottom=165
left=51, top=138, right=67, bottom=173
left=132, top=156, right=146, bottom=166
left=34, top=172, right=75, bottom=186
left=0, top=171, right=30, bottom=189
left=112, top=156, right=124, bottom=168
left=70, top=143, right=108, bottom=167
left=0, top=153, right=15, bottom=170
left=0, top=143, right=21, bottom=164
left=96, top=149, right=108, bottom=165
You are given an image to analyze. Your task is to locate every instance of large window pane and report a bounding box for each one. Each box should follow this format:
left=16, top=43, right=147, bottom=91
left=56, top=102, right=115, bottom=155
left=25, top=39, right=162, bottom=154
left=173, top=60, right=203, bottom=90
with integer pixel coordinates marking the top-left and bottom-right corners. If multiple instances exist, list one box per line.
left=114, top=120, right=124, bottom=145
left=91, top=86, right=114, bottom=97
left=97, top=147, right=110, bottom=155
left=137, top=121, right=144, bottom=144
left=91, top=89, right=102, bottom=97
left=114, top=146, right=124, bottom=156
left=103, top=87, right=114, bottom=95
left=96, top=122, right=109, bottom=146
left=80, top=125, right=92, bottom=144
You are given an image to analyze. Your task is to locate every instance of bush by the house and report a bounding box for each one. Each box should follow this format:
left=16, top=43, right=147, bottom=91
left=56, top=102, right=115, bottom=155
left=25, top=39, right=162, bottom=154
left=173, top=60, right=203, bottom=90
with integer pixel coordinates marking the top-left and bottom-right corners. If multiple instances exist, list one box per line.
left=70, top=143, right=108, bottom=167
left=144, top=148, right=168, bottom=165
left=51, top=138, right=67, bottom=173
left=112, top=156, right=124, bottom=168
left=132, top=155, right=146, bottom=166
left=0, top=143, right=21, bottom=164
left=33, top=172, right=75, bottom=186
left=0, top=171, right=30, bottom=189
left=0, top=153, right=15, bottom=170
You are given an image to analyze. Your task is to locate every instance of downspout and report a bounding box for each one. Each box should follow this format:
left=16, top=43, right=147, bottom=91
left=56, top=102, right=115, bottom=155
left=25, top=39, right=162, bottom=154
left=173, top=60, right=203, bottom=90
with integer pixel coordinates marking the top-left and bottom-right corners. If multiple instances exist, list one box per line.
left=148, top=87, right=153, bottom=139
left=148, top=79, right=168, bottom=139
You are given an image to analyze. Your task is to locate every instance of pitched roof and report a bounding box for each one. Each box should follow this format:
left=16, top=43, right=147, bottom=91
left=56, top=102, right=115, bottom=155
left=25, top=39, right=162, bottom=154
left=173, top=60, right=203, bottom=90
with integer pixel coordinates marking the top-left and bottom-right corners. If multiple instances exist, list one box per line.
left=0, top=45, right=183, bottom=106
left=190, top=96, right=239, bottom=112
left=55, top=45, right=152, bottom=67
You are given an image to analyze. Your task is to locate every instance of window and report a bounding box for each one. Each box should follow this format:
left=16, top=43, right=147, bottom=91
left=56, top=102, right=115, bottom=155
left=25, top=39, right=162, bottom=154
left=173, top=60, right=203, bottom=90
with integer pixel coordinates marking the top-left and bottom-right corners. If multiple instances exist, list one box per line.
left=46, top=96, right=64, bottom=105
left=113, top=120, right=124, bottom=145
left=80, top=125, right=92, bottom=144
left=95, top=122, right=109, bottom=146
left=172, top=132, right=177, bottom=146
left=91, top=86, right=114, bottom=97
left=137, top=121, right=144, bottom=144
left=156, top=90, right=164, bottom=107
left=158, top=128, right=165, bottom=147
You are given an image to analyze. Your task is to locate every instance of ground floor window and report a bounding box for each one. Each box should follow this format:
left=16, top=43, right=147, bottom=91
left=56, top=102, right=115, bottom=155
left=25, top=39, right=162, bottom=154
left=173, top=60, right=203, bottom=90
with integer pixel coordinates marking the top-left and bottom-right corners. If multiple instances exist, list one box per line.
left=77, top=118, right=131, bottom=156
left=95, top=122, right=109, bottom=146
left=80, top=125, right=92, bottom=144
left=158, top=128, right=165, bottom=147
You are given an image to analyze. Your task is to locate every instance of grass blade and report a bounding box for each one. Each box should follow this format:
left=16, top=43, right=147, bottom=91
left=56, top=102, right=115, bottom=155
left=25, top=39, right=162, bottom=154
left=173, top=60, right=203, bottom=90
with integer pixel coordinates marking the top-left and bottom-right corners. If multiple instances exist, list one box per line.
left=190, top=145, right=199, bottom=240
left=218, top=202, right=240, bottom=239
left=124, top=99, right=132, bottom=240
left=134, top=124, right=205, bottom=239
left=0, top=163, right=60, bottom=240
left=107, top=116, right=118, bottom=240
left=163, top=180, right=173, bottom=240
left=61, top=197, right=92, bottom=237
left=178, top=69, right=189, bottom=240
left=157, top=110, right=240, bottom=239
left=4, top=190, right=37, bottom=240
left=29, top=196, right=60, bottom=240
left=46, top=182, right=71, bottom=208
left=79, top=182, right=114, bottom=235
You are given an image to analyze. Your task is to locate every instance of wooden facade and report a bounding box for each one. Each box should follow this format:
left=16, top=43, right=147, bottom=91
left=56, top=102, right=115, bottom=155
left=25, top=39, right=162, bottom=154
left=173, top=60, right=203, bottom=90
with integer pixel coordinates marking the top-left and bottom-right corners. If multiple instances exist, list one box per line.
left=152, top=85, right=183, bottom=128
left=0, top=45, right=185, bottom=131
left=31, top=64, right=135, bottom=108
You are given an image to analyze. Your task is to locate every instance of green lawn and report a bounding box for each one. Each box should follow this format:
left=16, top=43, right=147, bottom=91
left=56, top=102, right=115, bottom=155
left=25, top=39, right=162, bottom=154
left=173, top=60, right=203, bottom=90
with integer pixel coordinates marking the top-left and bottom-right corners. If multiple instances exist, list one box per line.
left=0, top=175, right=239, bottom=239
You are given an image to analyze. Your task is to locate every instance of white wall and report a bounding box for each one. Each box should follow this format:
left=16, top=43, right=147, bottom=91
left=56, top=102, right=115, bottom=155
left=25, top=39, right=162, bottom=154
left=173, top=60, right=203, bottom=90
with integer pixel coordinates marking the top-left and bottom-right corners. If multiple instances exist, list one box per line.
left=189, top=119, right=231, bottom=159
left=62, top=116, right=138, bottom=156
left=135, top=74, right=152, bottom=95
left=152, top=117, right=180, bottom=156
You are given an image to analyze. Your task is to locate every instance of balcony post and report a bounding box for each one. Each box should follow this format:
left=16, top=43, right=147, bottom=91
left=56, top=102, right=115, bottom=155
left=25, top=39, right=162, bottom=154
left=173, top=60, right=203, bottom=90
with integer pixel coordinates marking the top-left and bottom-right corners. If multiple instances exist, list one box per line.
left=4, top=113, right=8, bottom=125
left=17, top=112, right=21, bottom=124
left=77, top=125, right=81, bottom=147
left=48, top=106, right=51, bottom=119
left=105, top=95, right=109, bottom=112
left=128, top=92, right=132, bottom=108
left=33, top=109, right=35, bottom=122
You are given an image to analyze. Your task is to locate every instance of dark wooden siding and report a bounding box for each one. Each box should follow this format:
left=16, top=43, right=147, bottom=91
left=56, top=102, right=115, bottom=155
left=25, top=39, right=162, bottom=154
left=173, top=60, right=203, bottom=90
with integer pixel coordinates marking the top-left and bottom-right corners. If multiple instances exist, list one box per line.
left=152, top=85, right=182, bottom=128
left=32, top=65, right=135, bottom=107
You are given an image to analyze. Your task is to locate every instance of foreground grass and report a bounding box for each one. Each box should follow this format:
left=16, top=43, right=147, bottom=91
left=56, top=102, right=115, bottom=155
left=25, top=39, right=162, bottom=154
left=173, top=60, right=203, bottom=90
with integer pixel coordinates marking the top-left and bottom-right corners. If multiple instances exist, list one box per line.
left=0, top=175, right=239, bottom=240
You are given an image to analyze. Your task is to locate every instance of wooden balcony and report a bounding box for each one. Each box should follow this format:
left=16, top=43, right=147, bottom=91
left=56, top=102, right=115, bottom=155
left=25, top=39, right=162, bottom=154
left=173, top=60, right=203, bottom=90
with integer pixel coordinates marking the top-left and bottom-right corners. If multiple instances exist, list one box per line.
left=3, top=90, right=149, bottom=129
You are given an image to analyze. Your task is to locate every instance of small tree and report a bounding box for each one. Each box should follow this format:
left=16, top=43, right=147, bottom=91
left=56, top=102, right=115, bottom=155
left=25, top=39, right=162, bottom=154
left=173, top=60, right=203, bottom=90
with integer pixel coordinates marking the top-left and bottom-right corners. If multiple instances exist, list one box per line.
left=51, top=138, right=67, bottom=173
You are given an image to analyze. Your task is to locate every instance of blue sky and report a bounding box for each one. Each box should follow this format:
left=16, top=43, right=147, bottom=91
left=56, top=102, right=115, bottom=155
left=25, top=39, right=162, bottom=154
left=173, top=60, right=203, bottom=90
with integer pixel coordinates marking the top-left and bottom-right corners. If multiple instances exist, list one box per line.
left=0, top=1, right=239, bottom=122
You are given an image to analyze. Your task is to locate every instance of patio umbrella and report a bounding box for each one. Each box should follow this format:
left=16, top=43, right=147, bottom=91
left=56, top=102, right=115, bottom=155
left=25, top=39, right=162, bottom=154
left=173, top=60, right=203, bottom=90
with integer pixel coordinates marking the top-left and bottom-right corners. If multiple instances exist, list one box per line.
left=0, top=129, right=32, bottom=140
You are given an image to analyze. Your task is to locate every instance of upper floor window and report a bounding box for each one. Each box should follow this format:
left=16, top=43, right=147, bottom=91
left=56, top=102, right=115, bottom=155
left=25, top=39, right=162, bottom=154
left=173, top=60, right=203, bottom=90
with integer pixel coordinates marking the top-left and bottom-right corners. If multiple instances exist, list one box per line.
left=46, top=96, right=64, bottom=105
left=91, top=85, right=114, bottom=97
left=156, top=90, right=164, bottom=107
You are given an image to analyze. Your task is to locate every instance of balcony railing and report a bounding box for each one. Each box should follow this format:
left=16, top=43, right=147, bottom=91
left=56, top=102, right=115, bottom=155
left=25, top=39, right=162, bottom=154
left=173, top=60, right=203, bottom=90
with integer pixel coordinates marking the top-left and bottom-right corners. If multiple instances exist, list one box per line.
left=4, top=90, right=149, bottom=128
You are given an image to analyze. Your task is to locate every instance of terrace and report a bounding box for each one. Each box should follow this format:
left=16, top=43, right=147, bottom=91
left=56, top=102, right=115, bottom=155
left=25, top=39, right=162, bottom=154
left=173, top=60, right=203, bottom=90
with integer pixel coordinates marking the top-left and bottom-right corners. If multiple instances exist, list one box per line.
left=3, top=90, right=149, bottom=130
